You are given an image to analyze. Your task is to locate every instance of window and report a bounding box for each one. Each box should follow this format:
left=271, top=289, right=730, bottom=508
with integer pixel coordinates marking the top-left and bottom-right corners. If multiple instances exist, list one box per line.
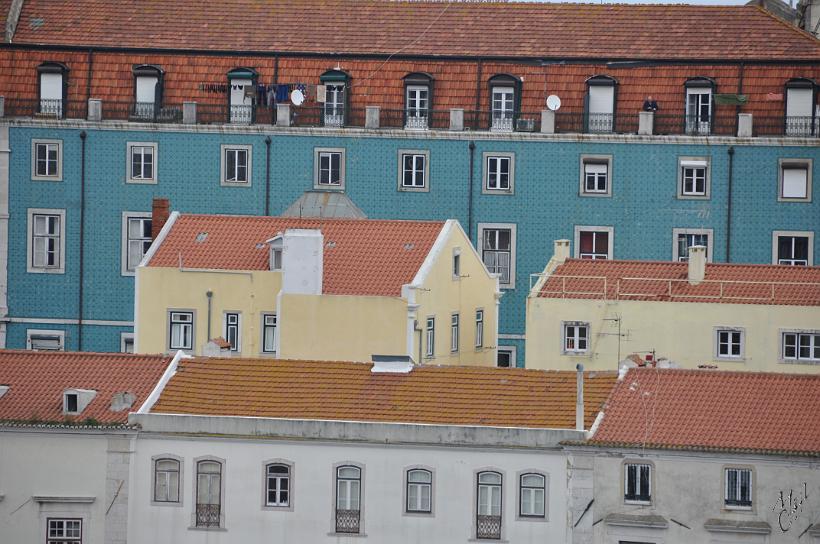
left=398, top=150, right=429, bottom=191
left=223, top=312, right=240, bottom=352
left=479, top=223, right=516, bottom=288
left=563, top=322, right=589, bottom=354
left=154, top=458, right=181, bottom=503
left=476, top=471, right=502, bottom=540
left=425, top=317, right=435, bottom=358
left=779, top=159, right=812, bottom=202
left=335, top=465, right=361, bottom=534
left=716, top=328, right=744, bottom=359
left=262, top=313, right=277, bottom=353
left=64, top=392, right=78, bottom=413
left=47, top=519, right=81, bottom=544
left=404, top=74, right=431, bottom=129
left=519, top=473, right=546, bottom=518
left=269, top=236, right=283, bottom=271
left=27, top=329, right=65, bottom=351
left=483, top=153, right=514, bottom=194
left=314, top=148, right=345, bottom=189
left=127, top=142, right=157, bottom=183
left=121, top=333, right=135, bottom=353
left=37, top=62, right=67, bottom=118
left=451, top=313, right=460, bottom=353
left=221, top=145, right=251, bottom=185
left=782, top=331, right=820, bottom=362
left=624, top=463, right=651, bottom=503
left=575, top=226, right=613, bottom=259
left=169, top=311, right=194, bottom=351
left=497, top=347, right=515, bottom=368
left=266, top=464, right=290, bottom=507
left=785, top=79, right=816, bottom=137
left=195, top=460, right=222, bottom=527
left=28, top=209, right=65, bottom=274
left=406, top=469, right=432, bottom=514
left=586, top=76, right=616, bottom=133
left=725, top=468, right=752, bottom=508
left=453, top=248, right=461, bottom=279
left=324, top=86, right=346, bottom=126
left=475, top=309, right=484, bottom=348
left=685, top=78, right=714, bottom=135
left=678, top=158, right=710, bottom=198
left=122, top=213, right=152, bottom=275
left=673, top=228, right=713, bottom=262
left=773, top=231, right=814, bottom=265
left=132, top=64, right=163, bottom=120
left=32, top=140, right=62, bottom=180
left=227, top=67, right=257, bottom=124
left=580, top=155, right=612, bottom=196
left=491, top=87, right=515, bottom=131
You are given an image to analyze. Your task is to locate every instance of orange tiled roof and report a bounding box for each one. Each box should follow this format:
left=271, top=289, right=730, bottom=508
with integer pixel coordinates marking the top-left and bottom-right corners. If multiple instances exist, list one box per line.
left=537, top=259, right=820, bottom=306
left=0, top=350, right=171, bottom=425
left=587, top=368, right=820, bottom=457
left=147, top=214, right=445, bottom=297
left=150, top=357, right=617, bottom=429
left=7, top=1, right=820, bottom=61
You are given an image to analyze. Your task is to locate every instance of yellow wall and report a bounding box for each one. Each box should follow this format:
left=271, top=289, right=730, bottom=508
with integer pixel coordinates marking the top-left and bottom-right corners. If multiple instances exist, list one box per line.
left=525, top=296, right=820, bottom=373
left=413, top=224, right=499, bottom=367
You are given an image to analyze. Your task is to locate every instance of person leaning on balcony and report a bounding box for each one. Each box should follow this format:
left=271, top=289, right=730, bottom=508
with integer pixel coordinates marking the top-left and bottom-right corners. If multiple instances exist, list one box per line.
left=643, top=96, right=658, bottom=112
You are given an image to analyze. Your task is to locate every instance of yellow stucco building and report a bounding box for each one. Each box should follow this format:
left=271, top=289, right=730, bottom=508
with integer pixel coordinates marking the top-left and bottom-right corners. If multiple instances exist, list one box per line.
left=135, top=213, right=500, bottom=365
left=526, top=240, right=820, bottom=373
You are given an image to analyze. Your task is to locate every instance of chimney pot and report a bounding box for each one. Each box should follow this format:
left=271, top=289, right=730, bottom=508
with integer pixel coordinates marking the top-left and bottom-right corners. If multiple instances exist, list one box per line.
left=151, top=198, right=170, bottom=240
left=687, top=245, right=707, bottom=285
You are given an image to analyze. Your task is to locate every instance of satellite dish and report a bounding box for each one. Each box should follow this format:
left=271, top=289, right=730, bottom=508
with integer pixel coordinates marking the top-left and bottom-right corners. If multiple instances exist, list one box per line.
left=290, top=89, right=304, bottom=106
left=546, top=95, right=561, bottom=111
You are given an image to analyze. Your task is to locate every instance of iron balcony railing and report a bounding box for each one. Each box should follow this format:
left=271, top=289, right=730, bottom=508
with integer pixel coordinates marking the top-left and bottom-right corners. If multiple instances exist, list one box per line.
left=476, top=514, right=502, bottom=540
left=335, top=509, right=360, bottom=534
left=195, top=504, right=221, bottom=528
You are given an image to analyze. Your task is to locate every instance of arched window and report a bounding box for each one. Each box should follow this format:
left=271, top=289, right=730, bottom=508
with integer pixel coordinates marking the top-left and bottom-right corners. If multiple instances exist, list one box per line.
left=335, top=465, right=361, bottom=533
left=519, top=473, right=546, bottom=518
left=488, top=74, right=521, bottom=132
left=585, top=75, right=617, bottom=133
left=320, top=70, right=350, bottom=127
left=476, top=471, right=502, bottom=539
left=195, top=460, right=222, bottom=527
left=405, top=468, right=432, bottom=513
left=132, top=64, right=164, bottom=119
left=37, top=62, right=69, bottom=118
left=227, top=67, right=258, bottom=124
left=684, top=77, right=716, bottom=135
left=153, top=457, right=180, bottom=503
left=784, top=78, right=817, bottom=136
left=265, top=463, right=290, bottom=507
left=403, top=72, right=433, bottom=129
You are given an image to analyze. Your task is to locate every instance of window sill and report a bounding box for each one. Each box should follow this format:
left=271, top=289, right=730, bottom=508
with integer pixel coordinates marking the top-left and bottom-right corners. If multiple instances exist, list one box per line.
left=723, top=504, right=753, bottom=512
left=580, top=191, right=611, bottom=198
left=402, top=511, right=434, bottom=518
left=327, top=532, right=367, bottom=538
left=188, top=526, right=227, bottom=532
left=624, top=499, right=652, bottom=506
left=220, top=181, right=252, bottom=187
left=31, top=177, right=63, bottom=182
left=468, top=538, right=508, bottom=543
left=516, top=514, right=548, bottom=523
left=482, top=189, right=514, bottom=196
left=562, top=351, right=589, bottom=357
left=398, top=186, right=429, bottom=193
left=126, top=178, right=158, bottom=185
left=313, top=185, right=344, bottom=192
left=261, top=504, right=294, bottom=512
left=779, top=359, right=820, bottom=365
left=151, top=500, right=184, bottom=508
left=777, top=197, right=812, bottom=203
left=677, top=194, right=710, bottom=200
left=27, top=267, right=66, bottom=275
left=715, top=356, right=745, bottom=362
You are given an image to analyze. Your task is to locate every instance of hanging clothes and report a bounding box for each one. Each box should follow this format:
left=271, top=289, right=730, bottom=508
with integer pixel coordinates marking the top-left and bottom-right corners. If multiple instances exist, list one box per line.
left=276, top=84, right=290, bottom=102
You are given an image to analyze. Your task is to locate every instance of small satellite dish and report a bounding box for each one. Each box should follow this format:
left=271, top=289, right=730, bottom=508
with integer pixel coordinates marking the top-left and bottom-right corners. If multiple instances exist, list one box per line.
left=290, top=89, right=304, bottom=106
left=546, top=95, right=561, bottom=111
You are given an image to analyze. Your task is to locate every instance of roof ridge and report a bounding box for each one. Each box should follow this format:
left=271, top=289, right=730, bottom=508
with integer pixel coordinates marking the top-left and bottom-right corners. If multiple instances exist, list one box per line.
left=626, top=367, right=820, bottom=379
left=177, top=212, right=445, bottom=225
left=749, top=3, right=820, bottom=43
left=562, top=258, right=819, bottom=270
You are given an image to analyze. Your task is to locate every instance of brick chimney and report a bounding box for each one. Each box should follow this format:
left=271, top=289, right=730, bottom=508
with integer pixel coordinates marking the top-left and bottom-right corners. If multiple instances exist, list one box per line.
left=151, top=198, right=170, bottom=240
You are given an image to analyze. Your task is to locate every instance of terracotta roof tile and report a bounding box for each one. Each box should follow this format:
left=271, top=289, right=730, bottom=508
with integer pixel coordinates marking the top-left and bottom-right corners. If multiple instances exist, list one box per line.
left=537, top=259, right=820, bottom=306
left=588, top=368, right=820, bottom=456
left=9, top=1, right=820, bottom=61
left=151, top=357, right=617, bottom=429
left=148, top=214, right=445, bottom=297
left=0, top=350, right=171, bottom=425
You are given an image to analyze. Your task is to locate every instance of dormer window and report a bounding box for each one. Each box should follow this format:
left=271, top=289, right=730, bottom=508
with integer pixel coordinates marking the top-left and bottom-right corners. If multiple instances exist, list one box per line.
left=586, top=75, right=617, bottom=133
left=132, top=65, right=164, bottom=120
left=404, top=72, right=433, bottom=130
left=785, top=78, right=817, bottom=137
left=227, top=67, right=257, bottom=124
left=62, top=388, right=96, bottom=415
left=65, top=392, right=78, bottom=413
left=685, top=77, right=715, bottom=135
left=489, top=74, right=521, bottom=132
left=269, top=236, right=283, bottom=270
left=37, top=62, right=69, bottom=118
left=320, top=70, right=350, bottom=127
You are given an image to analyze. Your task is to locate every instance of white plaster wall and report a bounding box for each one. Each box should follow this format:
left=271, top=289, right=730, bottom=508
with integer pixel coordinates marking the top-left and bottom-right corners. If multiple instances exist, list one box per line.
left=129, top=434, right=570, bottom=543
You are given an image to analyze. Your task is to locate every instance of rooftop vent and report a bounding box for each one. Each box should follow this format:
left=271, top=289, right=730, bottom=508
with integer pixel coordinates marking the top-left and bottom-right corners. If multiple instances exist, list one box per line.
left=371, top=355, right=414, bottom=374
left=110, top=392, right=136, bottom=412
left=63, top=389, right=97, bottom=415
left=0, top=385, right=9, bottom=399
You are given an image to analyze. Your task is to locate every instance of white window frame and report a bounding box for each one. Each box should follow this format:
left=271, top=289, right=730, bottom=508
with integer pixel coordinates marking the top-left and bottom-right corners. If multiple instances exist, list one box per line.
left=778, top=159, right=812, bottom=202
left=475, top=309, right=484, bottom=349
left=623, top=462, right=652, bottom=505
left=677, top=157, right=711, bottom=199
left=404, top=467, right=434, bottom=515
left=574, top=225, right=614, bottom=260
left=771, top=230, right=814, bottom=266
left=579, top=155, right=612, bottom=197
left=497, top=346, right=516, bottom=368
left=263, top=461, right=293, bottom=510
left=314, top=147, right=345, bottom=190
left=261, top=313, right=277, bottom=354
left=27, top=208, right=66, bottom=274
left=562, top=321, right=590, bottom=355
left=425, top=316, right=435, bottom=358
left=47, top=518, right=82, bottom=544
left=780, top=329, right=820, bottom=363
left=482, top=152, right=515, bottom=194
left=724, top=467, right=753, bottom=510
left=397, top=149, right=429, bottom=192
left=168, top=310, right=194, bottom=351
left=491, top=86, right=515, bottom=131
left=478, top=223, right=517, bottom=289
left=220, top=144, right=252, bottom=186
left=151, top=454, right=183, bottom=506
left=223, top=311, right=241, bottom=352
left=451, top=312, right=460, bottom=353
left=405, top=85, right=430, bottom=129
left=715, top=327, right=745, bottom=360
left=120, top=332, right=135, bottom=354
left=26, top=329, right=65, bottom=351
left=685, top=87, right=712, bottom=135
left=121, top=211, right=152, bottom=276
left=31, top=139, right=63, bottom=181
left=452, top=247, right=461, bottom=280
left=126, top=141, right=157, bottom=184
left=517, top=471, right=548, bottom=520
left=672, top=228, right=714, bottom=262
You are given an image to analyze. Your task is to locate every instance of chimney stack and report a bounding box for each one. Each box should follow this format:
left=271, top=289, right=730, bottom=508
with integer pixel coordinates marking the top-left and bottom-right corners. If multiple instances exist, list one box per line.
left=576, top=363, right=584, bottom=431
left=151, top=198, right=170, bottom=240
left=554, top=239, right=570, bottom=264
left=281, top=229, right=324, bottom=295
left=687, top=245, right=707, bottom=285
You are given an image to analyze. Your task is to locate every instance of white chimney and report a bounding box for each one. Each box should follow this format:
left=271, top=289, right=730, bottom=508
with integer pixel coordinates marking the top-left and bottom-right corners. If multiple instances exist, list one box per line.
left=576, top=363, right=584, bottom=431
left=371, top=355, right=414, bottom=374
left=281, top=229, right=323, bottom=295
left=554, top=239, right=570, bottom=264
left=687, top=245, right=707, bottom=285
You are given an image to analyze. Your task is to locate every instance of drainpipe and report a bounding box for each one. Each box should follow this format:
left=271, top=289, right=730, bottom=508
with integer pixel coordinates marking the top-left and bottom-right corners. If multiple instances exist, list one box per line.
left=467, top=141, right=476, bottom=243
left=264, top=136, right=271, bottom=215
left=85, top=49, right=94, bottom=118
left=726, top=146, right=734, bottom=263
left=206, top=290, right=213, bottom=341
left=473, top=59, right=483, bottom=130
left=77, top=130, right=87, bottom=350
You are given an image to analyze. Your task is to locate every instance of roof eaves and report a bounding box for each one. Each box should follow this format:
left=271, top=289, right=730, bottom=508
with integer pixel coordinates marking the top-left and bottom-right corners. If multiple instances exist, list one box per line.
left=561, top=439, right=820, bottom=458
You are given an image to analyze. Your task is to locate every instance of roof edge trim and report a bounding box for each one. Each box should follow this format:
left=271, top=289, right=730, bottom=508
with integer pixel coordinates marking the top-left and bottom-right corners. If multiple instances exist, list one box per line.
left=139, top=210, right=179, bottom=268
left=136, top=351, right=187, bottom=414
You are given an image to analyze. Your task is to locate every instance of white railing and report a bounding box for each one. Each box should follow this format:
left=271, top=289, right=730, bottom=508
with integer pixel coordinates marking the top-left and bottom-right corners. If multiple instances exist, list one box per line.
left=491, top=115, right=513, bottom=132
left=39, top=98, right=63, bottom=117
left=324, top=112, right=344, bottom=127
left=230, top=104, right=253, bottom=124
left=405, top=114, right=428, bottom=130
left=685, top=117, right=711, bottom=135
left=588, top=113, right=614, bottom=133
left=785, top=116, right=816, bottom=137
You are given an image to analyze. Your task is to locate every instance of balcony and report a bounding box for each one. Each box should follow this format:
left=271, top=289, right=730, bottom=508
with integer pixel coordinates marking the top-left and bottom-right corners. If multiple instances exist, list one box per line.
left=490, top=114, right=514, bottom=132
left=230, top=104, right=253, bottom=125
left=195, top=503, right=220, bottom=528
left=685, top=116, right=712, bottom=135
left=38, top=98, right=64, bottom=118
left=476, top=514, right=502, bottom=540
left=405, top=113, right=428, bottom=130
left=587, top=112, right=614, bottom=133
left=335, top=509, right=360, bottom=534
left=784, top=116, right=816, bottom=137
